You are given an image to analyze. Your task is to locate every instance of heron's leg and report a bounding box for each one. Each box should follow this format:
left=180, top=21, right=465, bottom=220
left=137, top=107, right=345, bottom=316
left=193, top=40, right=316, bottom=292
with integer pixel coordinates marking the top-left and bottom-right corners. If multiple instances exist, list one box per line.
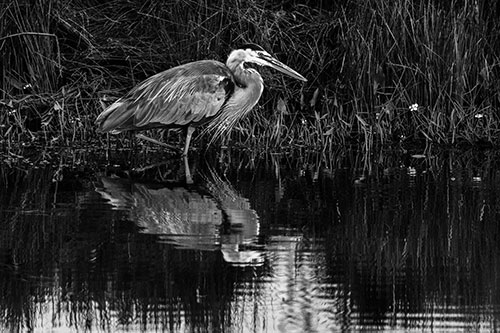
left=183, top=155, right=193, bottom=184
left=129, top=132, right=137, bottom=166
left=183, top=126, right=195, bottom=156
left=105, top=133, right=110, bottom=161
left=135, top=134, right=181, bottom=152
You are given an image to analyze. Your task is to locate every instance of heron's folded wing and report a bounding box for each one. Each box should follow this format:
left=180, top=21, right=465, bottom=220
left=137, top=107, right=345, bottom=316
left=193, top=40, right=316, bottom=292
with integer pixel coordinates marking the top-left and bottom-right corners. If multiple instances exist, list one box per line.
left=114, top=61, right=232, bottom=129
left=97, top=60, right=234, bottom=133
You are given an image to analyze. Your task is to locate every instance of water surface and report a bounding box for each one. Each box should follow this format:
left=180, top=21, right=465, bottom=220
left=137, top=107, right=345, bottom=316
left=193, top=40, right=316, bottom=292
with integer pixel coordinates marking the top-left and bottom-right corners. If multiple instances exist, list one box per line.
left=1, top=147, right=500, bottom=332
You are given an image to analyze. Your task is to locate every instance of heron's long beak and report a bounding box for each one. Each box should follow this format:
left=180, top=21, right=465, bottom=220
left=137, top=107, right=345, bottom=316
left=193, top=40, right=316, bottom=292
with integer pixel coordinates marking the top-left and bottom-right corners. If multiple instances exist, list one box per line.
left=254, top=51, right=307, bottom=82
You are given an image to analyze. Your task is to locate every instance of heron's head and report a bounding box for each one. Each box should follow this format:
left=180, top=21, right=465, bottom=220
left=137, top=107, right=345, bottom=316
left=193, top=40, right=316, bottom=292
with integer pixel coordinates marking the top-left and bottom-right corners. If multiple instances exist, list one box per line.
left=227, top=43, right=307, bottom=82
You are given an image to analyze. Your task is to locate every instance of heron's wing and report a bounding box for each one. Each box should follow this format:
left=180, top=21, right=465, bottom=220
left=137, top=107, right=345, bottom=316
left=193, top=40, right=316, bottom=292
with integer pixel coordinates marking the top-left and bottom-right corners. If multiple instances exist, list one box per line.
left=96, top=60, right=234, bottom=133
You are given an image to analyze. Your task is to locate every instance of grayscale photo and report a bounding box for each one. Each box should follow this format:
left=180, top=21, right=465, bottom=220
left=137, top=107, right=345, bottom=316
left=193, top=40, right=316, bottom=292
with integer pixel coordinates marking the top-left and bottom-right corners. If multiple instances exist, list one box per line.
left=1, top=0, right=500, bottom=331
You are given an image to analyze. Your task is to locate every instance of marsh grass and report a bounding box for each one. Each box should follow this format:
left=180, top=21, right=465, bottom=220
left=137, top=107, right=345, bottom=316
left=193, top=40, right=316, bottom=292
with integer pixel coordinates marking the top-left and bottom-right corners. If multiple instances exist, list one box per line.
left=2, top=0, right=500, bottom=153
left=341, top=0, right=500, bottom=146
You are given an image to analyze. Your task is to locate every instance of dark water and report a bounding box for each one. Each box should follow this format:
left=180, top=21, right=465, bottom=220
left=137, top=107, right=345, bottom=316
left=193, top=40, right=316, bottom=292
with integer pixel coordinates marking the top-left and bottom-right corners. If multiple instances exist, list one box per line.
left=1, top=147, right=500, bottom=332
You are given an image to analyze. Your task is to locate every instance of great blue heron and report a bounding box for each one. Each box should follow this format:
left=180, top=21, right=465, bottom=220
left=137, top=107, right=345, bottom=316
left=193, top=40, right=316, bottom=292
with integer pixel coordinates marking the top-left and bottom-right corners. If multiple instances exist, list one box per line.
left=96, top=44, right=307, bottom=155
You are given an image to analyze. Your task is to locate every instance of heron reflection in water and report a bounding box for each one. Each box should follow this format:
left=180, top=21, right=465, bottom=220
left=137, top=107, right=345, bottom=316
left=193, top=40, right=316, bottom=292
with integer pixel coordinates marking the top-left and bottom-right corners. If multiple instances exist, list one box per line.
left=96, top=44, right=307, bottom=156
left=96, top=166, right=262, bottom=266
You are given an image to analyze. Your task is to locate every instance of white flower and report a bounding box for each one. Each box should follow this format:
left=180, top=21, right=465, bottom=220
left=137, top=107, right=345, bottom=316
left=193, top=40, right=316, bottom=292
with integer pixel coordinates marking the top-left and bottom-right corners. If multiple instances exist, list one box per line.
left=407, top=167, right=417, bottom=176
left=409, top=103, right=419, bottom=112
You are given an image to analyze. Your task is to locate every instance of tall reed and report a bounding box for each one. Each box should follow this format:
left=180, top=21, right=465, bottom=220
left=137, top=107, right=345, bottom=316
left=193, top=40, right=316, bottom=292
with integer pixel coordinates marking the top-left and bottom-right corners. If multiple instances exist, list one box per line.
left=334, top=0, right=500, bottom=147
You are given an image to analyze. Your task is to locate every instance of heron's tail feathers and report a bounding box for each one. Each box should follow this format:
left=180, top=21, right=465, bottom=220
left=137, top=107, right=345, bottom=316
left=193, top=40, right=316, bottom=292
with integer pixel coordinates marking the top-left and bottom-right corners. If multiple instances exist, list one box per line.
left=95, top=101, right=133, bottom=134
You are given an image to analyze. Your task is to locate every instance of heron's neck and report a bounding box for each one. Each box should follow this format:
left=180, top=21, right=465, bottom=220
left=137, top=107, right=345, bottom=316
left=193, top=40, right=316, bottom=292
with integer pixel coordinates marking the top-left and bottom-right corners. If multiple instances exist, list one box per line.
left=231, top=62, right=261, bottom=89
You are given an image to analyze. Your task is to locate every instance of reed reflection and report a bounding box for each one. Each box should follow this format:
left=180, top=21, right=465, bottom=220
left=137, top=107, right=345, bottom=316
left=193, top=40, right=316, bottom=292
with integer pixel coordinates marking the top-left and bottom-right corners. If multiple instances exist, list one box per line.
left=0, top=163, right=266, bottom=332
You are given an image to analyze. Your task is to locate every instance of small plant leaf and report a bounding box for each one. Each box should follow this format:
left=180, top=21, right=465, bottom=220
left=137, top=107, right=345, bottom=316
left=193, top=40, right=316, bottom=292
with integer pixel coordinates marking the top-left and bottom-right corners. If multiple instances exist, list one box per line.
left=310, top=88, right=320, bottom=108
left=276, top=97, right=289, bottom=115
left=53, top=101, right=63, bottom=111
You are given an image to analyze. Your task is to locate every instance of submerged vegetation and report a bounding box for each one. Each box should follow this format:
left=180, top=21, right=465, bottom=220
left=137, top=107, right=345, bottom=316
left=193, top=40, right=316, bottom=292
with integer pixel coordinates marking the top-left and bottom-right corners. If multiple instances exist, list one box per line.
left=2, top=0, right=500, bottom=152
